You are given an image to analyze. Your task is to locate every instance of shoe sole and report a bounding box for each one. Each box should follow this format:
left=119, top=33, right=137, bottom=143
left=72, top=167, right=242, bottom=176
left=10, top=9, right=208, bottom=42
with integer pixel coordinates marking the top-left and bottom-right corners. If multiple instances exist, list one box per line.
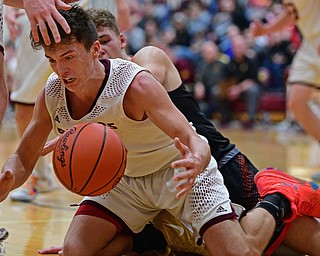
left=0, top=228, right=8, bottom=241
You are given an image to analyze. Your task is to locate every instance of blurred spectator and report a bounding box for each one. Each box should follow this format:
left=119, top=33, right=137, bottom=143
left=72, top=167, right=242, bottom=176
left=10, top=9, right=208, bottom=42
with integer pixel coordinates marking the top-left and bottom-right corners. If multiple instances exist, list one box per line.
left=194, top=40, right=228, bottom=119
left=121, top=0, right=293, bottom=127
left=185, top=0, right=212, bottom=37
left=218, top=34, right=261, bottom=129
left=262, top=31, right=295, bottom=92
left=211, top=0, right=249, bottom=53
left=170, top=11, right=191, bottom=47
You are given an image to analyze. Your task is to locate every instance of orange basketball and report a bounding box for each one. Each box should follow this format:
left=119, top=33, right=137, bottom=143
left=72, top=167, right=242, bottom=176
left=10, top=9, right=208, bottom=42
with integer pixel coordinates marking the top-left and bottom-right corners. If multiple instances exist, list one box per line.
left=52, top=122, right=126, bottom=196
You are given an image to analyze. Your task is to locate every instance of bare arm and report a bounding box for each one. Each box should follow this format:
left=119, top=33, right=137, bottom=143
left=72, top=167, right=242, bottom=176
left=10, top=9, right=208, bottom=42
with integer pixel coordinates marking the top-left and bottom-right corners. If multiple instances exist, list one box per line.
left=115, top=0, right=131, bottom=32
left=250, top=4, right=297, bottom=36
left=0, top=89, right=53, bottom=202
left=134, top=46, right=182, bottom=91
left=126, top=71, right=211, bottom=198
left=0, top=55, right=8, bottom=126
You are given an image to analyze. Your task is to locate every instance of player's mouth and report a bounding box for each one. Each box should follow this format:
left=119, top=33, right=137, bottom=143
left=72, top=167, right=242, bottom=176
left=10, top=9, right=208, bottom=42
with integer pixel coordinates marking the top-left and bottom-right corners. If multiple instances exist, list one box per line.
left=63, top=78, right=76, bottom=84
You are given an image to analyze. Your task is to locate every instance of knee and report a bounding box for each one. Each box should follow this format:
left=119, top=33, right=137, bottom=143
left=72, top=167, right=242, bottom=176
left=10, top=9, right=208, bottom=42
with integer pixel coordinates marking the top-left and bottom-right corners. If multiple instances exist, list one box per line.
left=62, top=244, right=83, bottom=256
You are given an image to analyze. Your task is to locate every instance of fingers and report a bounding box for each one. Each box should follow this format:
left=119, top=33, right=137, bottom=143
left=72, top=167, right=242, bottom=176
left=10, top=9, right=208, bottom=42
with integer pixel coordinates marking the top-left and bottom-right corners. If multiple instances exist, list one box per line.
left=172, top=159, right=198, bottom=199
left=41, top=137, right=59, bottom=156
left=171, top=137, right=200, bottom=198
left=27, top=1, right=72, bottom=45
left=54, top=0, right=73, bottom=9
left=0, top=170, right=14, bottom=182
left=38, top=245, right=63, bottom=254
left=0, top=170, right=15, bottom=202
left=35, top=18, right=50, bottom=45
left=175, top=176, right=195, bottom=199
left=55, top=0, right=79, bottom=5
left=172, top=137, right=186, bottom=156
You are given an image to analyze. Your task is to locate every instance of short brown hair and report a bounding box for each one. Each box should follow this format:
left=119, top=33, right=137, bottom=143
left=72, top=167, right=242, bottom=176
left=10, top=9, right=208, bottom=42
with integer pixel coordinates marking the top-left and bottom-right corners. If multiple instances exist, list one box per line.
left=87, top=8, right=120, bottom=35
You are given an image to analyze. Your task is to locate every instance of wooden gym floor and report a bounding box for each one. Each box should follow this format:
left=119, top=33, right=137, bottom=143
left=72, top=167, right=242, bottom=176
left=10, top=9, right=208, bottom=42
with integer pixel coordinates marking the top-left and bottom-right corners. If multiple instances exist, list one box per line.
left=0, top=115, right=319, bottom=256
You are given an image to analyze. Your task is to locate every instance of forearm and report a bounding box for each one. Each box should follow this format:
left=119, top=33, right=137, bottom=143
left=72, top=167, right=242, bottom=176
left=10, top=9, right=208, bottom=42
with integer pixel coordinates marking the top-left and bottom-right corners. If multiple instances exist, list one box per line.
left=3, top=0, right=23, bottom=8
left=115, top=0, right=131, bottom=32
left=263, top=9, right=295, bottom=34
left=0, top=56, right=8, bottom=125
left=190, top=135, right=211, bottom=171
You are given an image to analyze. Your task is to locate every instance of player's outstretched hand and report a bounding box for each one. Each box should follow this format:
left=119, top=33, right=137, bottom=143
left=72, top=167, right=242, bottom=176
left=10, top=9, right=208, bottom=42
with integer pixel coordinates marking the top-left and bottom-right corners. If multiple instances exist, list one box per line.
left=0, top=170, right=15, bottom=202
left=171, top=137, right=202, bottom=199
left=38, top=245, right=63, bottom=254
left=23, top=0, right=77, bottom=45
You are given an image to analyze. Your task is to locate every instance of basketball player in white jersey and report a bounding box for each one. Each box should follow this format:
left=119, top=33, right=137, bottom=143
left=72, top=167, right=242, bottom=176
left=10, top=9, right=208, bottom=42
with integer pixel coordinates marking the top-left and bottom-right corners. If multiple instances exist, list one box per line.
left=40, top=7, right=320, bottom=256
left=251, top=1, right=320, bottom=154
left=0, top=0, right=77, bottom=252
left=6, top=0, right=130, bottom=202
left=2, top=5, right=320, bottom=256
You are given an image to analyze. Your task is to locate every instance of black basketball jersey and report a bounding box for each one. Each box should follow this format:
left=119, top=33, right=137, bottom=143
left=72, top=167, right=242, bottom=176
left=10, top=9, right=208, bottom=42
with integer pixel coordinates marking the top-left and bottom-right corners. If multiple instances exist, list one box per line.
left=168, top=83, right=236, bottom=164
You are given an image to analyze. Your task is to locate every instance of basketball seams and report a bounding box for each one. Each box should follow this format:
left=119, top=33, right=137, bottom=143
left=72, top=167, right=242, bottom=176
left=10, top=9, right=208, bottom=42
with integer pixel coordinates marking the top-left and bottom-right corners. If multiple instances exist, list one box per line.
left=53, top=122, right=126, bottom=196
left=89, top=132, right=127, bottom=195
left=79, top=124, right=108, bottom=195
left=69, top=123, right=92, bottom=192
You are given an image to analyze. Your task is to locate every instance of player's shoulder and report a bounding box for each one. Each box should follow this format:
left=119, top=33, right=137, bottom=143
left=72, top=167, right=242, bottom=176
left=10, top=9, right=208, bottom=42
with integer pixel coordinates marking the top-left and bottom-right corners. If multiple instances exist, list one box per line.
left=47, top=72, right=61, bottom=84
left=136, top=46, right=167, bottom=60
left=45, top=72, right=63, bottom=96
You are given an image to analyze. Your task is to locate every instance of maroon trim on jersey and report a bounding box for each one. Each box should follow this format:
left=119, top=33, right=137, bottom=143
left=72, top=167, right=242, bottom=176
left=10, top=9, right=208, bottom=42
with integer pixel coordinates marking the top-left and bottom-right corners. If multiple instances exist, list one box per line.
left=199, top=208, right=237, bottom=237
left=72, top=58, right=110, bottom=116
left=75, top=200, right=133, bottom=235
left=99, top=58, right=111, bottom=76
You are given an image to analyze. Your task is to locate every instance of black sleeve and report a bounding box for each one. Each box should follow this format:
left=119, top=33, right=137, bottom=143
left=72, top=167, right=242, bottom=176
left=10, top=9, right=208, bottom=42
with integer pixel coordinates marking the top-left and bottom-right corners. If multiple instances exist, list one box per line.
left=168, top=83, right=235, bottom=161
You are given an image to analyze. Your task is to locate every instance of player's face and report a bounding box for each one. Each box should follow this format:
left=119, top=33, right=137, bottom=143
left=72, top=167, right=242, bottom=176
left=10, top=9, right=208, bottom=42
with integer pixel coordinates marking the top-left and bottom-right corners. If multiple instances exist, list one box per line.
left=44, top=41, right=100, bottom=91
left=97, top=27, right=126, bottom=59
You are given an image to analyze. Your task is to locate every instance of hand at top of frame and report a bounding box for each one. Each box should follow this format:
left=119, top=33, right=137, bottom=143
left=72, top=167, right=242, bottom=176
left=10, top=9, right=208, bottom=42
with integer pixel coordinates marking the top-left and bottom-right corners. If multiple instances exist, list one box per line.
left=23, top=0, right=78, bottom=45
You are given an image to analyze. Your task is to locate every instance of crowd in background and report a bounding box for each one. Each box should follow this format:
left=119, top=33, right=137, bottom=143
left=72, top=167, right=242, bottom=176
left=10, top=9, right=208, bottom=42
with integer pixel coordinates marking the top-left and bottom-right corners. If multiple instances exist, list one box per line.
left=4, top=0, right=302, bottom=128
left=123, top=0, right=301, bottom=128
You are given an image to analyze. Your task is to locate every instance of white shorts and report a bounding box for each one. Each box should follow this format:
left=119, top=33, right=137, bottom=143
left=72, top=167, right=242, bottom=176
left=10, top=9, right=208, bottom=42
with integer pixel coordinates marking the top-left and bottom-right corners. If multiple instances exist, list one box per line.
left=9, top=13, right=52, bottom=104
left=287, top=38, right=320, bottom=88
left=83, top=157, right=234, bottom=235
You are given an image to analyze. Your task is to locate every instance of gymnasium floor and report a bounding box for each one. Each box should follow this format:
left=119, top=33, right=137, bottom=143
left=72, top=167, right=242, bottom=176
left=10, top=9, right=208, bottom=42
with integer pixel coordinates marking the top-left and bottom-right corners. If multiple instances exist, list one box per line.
left=0, top=115, right=319, bottom=256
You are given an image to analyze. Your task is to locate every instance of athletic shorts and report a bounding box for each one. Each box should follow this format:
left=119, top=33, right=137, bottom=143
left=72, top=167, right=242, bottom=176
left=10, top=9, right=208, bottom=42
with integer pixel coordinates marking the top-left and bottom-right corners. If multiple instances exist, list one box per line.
left=221, top=152, right=291, bottom=255
left=9, top=13, right=52, bottom=104
left=78, top=157, right=237, bottom=237
left=287, top=38, right=320, bottom=88
left=220, top=152, right=260, bottom=210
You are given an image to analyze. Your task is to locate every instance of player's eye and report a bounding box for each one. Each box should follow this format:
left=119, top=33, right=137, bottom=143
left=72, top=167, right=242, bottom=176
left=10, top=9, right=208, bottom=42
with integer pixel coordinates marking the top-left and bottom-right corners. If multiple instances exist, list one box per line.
left=99, top=39, right=110, bottom=45
left=65, top=56, right=74, bottom=61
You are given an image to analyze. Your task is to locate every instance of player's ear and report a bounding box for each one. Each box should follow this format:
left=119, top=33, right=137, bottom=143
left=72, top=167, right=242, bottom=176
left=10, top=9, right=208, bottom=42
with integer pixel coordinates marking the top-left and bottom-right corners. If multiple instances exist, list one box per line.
left=92, top=41, right=101, bottom=58
left=119, top=33, right=127, bottom=50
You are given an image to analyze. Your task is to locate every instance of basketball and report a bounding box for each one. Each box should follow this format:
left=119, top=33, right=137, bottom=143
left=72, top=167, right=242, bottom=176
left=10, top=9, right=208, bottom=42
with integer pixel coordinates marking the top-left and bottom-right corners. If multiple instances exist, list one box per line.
left=52, top=122, right=127, bottom=196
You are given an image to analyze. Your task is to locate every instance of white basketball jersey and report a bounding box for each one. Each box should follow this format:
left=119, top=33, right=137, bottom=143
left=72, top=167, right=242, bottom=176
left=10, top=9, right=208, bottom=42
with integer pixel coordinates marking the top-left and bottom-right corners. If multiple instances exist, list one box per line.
left=45, top=58, right=180, bottom=177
